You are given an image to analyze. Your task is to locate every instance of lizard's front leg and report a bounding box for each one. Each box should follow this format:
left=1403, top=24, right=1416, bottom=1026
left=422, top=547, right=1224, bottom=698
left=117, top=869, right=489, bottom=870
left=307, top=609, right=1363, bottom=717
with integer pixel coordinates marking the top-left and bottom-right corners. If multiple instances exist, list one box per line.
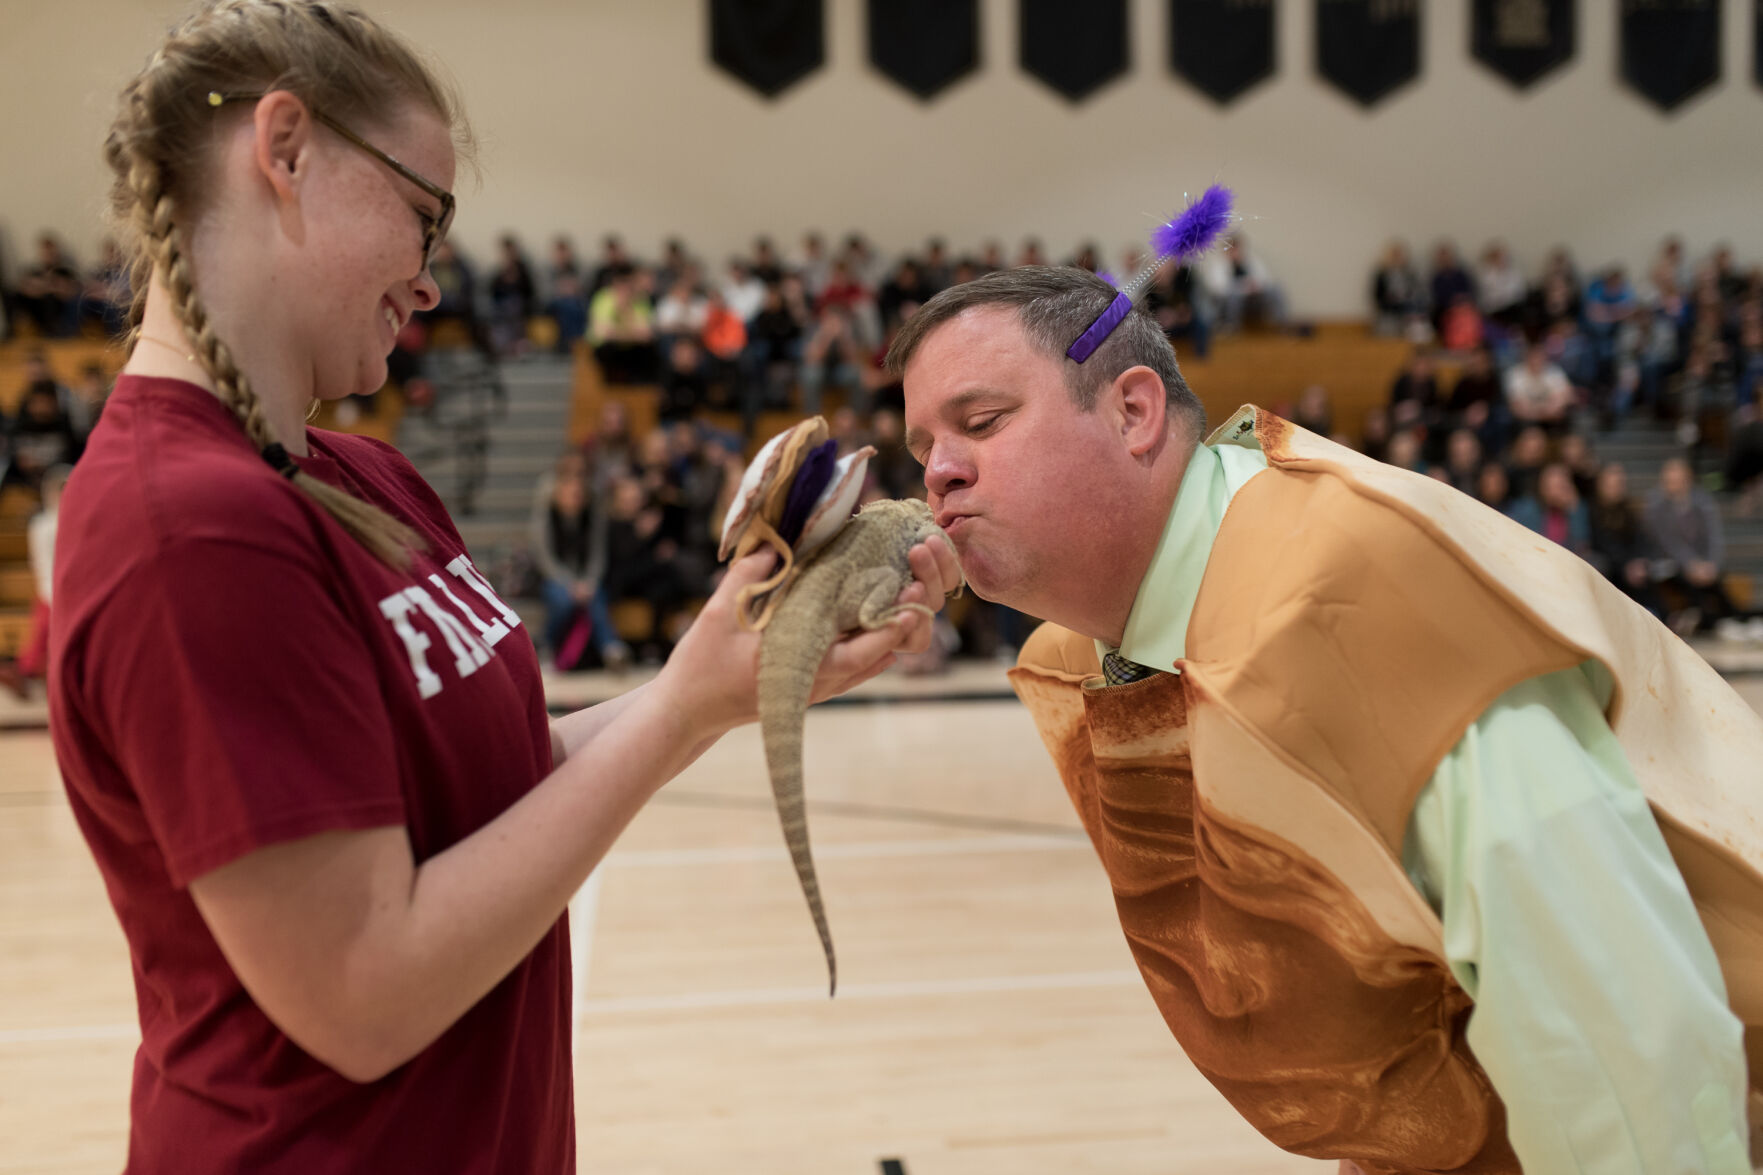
left=847, top=567, right=935, bottom=631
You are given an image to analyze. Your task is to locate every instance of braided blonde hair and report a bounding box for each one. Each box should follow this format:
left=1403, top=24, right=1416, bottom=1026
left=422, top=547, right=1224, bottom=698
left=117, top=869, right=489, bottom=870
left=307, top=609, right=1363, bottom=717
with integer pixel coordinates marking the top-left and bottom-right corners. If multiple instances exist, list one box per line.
left=104, top=0, right=474, bottom=569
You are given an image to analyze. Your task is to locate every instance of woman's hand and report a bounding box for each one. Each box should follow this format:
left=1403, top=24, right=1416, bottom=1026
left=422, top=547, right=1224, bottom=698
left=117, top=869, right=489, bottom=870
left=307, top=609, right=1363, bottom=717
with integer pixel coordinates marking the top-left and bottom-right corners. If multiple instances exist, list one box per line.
left=885, top=535, right=963, bottom=658
left=656, top=535, right=962, bottom=736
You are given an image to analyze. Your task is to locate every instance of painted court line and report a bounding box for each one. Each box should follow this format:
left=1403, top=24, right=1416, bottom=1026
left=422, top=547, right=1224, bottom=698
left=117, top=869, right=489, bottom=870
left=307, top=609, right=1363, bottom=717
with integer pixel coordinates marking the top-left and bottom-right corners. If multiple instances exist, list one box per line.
left=604, top=833, right=1087, bottom=869
left=569, top=866, right=605, bottom=1035
left=574, top=969, right=1142, bottom=1015
left=2, top=971, right=1142, bottom=1045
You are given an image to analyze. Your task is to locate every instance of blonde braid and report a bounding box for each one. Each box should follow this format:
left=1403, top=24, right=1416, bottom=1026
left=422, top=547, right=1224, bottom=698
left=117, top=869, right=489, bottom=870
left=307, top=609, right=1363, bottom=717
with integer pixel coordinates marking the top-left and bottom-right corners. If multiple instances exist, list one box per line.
left=100, top=0, right=473, bottom=571
left=121, top=139, right=422, bottom=570
left=103, top=103, right=153, bottom=354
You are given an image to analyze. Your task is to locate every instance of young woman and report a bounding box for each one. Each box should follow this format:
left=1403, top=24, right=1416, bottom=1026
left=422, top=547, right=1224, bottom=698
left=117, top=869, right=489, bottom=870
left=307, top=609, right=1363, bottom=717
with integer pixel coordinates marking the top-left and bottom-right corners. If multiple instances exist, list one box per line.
left=48, top=4, right=958, bottom=1171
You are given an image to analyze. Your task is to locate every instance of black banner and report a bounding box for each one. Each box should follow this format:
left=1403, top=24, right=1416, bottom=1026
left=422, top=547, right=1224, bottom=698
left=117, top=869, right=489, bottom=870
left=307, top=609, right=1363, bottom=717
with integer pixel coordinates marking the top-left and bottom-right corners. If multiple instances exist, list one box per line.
left=868, top=0, right=980, bottom=101
left=1169, top=0, right=1277, bottom=105
left=1620, top=0, right=1720, bottom=113
left=1471, top=0, right=1575, bottom=89
left=709, top=0, right=825, bottom=99
left=1020, top=0, right=1130, bottom=102
left=1316, top=0, right=1421, bottom=108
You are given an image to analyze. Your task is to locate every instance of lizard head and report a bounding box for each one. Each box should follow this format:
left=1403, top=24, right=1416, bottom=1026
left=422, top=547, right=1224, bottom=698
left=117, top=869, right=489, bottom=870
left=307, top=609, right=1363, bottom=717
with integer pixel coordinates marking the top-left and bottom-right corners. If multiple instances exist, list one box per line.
left=858, top=498, right=966, bottom=590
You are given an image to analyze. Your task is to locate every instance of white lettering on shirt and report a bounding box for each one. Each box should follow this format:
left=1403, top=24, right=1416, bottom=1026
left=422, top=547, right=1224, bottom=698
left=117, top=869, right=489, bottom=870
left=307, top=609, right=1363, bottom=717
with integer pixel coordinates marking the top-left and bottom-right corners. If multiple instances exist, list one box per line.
left=446, top=555, right=524, bottom=632
left=377, top=556, right=522, bottom=700
left=403, top=585, right=492, bottom=679
left=378, top=591, right=444, bottom=699
left=427, top=572, right=510, bottom=648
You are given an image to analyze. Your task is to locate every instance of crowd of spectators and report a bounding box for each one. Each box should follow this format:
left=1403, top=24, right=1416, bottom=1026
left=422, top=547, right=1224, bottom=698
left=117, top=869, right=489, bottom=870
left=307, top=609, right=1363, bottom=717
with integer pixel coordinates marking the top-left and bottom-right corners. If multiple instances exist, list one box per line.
left=1356, top=233, right=1762, bottom=639
left=7, top=221, right=1760, bottom=666
left=440, top=227, right=1763, bottom=663
left=1371, top=235, right=1763, bottom=446
left=405, top=227, right=1297, bottom=431
left=0, top=232, right=130, bottom=341
left=0, top=351, right=97, bottom=699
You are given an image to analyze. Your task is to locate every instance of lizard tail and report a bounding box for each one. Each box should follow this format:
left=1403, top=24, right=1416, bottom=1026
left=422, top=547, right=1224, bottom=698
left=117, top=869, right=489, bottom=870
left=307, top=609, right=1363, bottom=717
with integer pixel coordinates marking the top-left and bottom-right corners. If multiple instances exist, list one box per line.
left=757, top=608, right=841, bottom=995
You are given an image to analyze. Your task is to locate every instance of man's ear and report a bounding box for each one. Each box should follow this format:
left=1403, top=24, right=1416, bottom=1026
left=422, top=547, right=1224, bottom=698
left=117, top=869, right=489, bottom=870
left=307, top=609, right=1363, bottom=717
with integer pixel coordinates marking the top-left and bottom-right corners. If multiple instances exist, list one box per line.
left=250, top=91, right=315, bottom=208
left=1114, top=365, right=1169, bottom=458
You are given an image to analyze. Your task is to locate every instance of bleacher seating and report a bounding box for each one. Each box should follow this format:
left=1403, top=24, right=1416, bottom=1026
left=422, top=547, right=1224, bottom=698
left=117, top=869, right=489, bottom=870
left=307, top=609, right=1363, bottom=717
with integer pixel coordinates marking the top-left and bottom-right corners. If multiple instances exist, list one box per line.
left=567, top=322, right=1416, bottom=457
left=0, top=337, right=122, bottom=414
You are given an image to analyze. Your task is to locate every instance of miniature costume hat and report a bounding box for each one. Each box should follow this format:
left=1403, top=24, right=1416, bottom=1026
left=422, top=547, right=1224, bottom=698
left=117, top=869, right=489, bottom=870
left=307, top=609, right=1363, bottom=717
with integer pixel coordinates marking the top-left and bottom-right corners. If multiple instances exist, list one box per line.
left=719, top=416, right=875, bottom=630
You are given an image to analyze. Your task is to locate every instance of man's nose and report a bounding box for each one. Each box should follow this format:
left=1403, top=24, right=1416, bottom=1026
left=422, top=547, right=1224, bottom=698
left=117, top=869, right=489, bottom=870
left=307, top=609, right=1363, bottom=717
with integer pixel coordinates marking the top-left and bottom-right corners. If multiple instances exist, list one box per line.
left=923, top=445, right=972, bottom=498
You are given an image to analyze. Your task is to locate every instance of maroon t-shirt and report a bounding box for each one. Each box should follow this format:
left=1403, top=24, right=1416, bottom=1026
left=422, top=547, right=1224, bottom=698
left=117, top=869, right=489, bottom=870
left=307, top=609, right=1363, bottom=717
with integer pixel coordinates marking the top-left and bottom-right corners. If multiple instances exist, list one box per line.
left=49, top=375, right=573, bottom=1173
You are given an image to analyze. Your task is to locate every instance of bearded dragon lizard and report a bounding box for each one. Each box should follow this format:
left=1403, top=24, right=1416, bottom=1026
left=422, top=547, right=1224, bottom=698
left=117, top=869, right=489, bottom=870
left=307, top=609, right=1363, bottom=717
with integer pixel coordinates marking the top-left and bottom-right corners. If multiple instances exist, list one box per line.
left=757, top=497, right=960, bottom=995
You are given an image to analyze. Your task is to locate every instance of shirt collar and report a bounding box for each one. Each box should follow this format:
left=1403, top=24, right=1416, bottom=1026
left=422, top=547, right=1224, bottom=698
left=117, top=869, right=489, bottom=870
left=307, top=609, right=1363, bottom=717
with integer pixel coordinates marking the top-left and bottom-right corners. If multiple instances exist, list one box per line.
left=1097, top=417, right=1268, bottom=673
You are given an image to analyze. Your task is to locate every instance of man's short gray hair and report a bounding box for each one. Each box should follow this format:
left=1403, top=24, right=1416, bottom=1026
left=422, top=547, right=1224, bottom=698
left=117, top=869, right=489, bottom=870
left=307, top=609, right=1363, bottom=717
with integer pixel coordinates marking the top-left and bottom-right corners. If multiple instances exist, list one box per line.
left=885, top=266, right=1206, bottom=439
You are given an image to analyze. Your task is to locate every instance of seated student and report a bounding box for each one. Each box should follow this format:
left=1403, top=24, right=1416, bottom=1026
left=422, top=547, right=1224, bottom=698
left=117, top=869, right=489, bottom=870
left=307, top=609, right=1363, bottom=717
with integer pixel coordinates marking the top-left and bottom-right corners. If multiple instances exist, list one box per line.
left=426, top=238, right=479, bottom=338
left=0, top=464, right=70, bottom=701
left=740, top=280, right=808, bottom=430
left=1584, top=264, right=1638, bottom=368
left=660, top=421, right=730, bottom=587
left=81, top=238, right=131, bottom=338
left=1726, top=405, right=1763, bottom=517
left=1531, top=246, right=1582, bottom=324
left=530, top=459, right=625, bottom=671
left=1370, top=239, right=1427, bottom=337
left=1200, top=234, right=1288, bottom=332
left=1504, top=344, right=1576, bottom=432
left=658, top=337, right=710, bottom=423
left=1512, top=462, right=1591, bottom=561
left=1587, top=462, right=1662, bottom=616
left=1389, top=349, right=1442, bottom=413
left=798, top=304, right=868, bottom=417
left=1644, top=456, right=1734, bottom=635
left=486, top=234, right=535, bottom=357
left=750, top=236, right=785, bottom=287
left=1441, top=428, right=1483, bottom=497
left=587, top=266, right=657, bottom=384
left=1613, top=302, right=1679, bottom=421
left=652, top=276, right=707, bottom=351
left=878, top=259, right=933, bottom=332
left=1476, top=461, right=1519, bottom=518
left=1383, top=428, right=1425, bottom=474
left=14, top=234, right=82, bottom=337
left=1437, top=293, right=1484, bottom=353
left=1427, top=240, right=1475, bottom=335
left=589, top=232, right=636, bottom=296
left=68, top=362, right=110, bottom=436
left=3, top=382, right=82, bottom=493
left=602, top=475, right=697, bottom=664
left=1446, top=345, right=1507, bottom=451
left=542, top=236, right=587, bottom=355
left=1504, top=425, right=1551, bottom=502
left=1142, top=257, right=1212, bottom=359
left=1556, top=432, right=1602, bottom=503
left=698, top=288, right=748, bottom=403
left=721, top=259, right=767, bottom=326
left=1475, top=241, right=1527, bottom=328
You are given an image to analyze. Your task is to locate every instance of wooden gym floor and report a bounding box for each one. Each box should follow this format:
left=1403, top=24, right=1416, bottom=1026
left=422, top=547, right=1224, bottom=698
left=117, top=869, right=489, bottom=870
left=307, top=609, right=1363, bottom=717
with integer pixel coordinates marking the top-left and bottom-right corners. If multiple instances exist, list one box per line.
left=3, top=661, right=1760, bottom=1174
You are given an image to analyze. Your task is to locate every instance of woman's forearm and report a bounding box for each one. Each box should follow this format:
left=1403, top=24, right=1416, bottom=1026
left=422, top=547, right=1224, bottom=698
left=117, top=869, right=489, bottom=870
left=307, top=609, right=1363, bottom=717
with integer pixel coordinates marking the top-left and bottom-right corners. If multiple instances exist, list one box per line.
left=357, top=682, right=716, bottom=1077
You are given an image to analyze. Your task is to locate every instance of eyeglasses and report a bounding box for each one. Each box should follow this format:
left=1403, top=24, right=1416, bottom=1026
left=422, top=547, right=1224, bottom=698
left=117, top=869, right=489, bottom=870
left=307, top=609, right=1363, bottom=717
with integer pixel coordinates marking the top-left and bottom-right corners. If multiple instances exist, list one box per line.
left=207, top=90, right=455, bottom=272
